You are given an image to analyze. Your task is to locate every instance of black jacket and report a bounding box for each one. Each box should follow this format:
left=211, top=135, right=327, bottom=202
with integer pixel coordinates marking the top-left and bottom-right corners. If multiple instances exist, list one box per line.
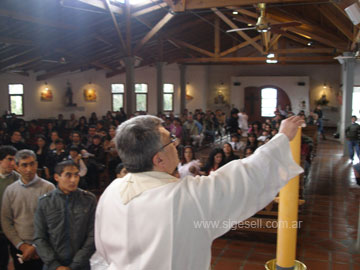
left=34, top=188, right=96, bottom=270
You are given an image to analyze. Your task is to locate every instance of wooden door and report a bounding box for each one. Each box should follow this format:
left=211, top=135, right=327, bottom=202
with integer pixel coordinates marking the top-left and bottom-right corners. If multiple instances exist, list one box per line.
left=244, top=86, right=291, bottom=123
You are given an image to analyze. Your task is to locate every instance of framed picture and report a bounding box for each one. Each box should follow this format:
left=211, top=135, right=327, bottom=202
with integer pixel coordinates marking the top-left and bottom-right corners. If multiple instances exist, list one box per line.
left=84, top=89, right=97, bottom=102
left=41, top=89, right=53, bottom=101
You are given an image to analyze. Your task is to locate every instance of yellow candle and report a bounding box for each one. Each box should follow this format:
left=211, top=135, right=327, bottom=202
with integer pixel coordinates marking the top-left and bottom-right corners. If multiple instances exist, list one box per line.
left=276, top=127, right=301, bottom=269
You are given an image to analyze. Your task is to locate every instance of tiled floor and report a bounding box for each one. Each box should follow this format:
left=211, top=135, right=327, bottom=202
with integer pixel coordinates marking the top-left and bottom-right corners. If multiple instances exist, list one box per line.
left=210, top=135, right=360, bottom=270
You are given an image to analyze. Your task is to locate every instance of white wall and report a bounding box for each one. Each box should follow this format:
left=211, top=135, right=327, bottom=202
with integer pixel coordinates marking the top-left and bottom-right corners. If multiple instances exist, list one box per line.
left=230, top=76, right=310, bottom=115
left=0, top=63, right=342, bottom=122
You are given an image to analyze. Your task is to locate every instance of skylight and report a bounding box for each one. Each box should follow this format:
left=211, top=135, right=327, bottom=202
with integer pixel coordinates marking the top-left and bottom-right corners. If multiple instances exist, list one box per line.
left=111, top=0, right=151, bottom=5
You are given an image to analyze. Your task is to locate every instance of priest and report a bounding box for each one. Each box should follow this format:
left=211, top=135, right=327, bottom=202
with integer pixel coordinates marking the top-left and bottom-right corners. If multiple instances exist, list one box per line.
left=92, top=115, right=304, bottom=270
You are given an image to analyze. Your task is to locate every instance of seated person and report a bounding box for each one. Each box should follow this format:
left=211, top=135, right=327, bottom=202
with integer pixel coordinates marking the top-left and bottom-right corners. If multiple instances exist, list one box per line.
left=243, top=146, right=254, bottom=158
left=223, top=143, right=239, bottom=164
left=229, top=134, right=245, bottom=152
left=200, top=148, right=225, bottom=176
left=257, top=130, right=270, bottom=142
left=177, top=146, right=201, bottom=178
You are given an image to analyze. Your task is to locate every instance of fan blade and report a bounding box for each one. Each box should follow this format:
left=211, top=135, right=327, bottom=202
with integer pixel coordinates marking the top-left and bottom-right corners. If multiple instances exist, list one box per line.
left=269, top=27, right=286, bottom=34
left=226, top=27, right=256, bottom=33
left=271, top=22, right=301, bottom=28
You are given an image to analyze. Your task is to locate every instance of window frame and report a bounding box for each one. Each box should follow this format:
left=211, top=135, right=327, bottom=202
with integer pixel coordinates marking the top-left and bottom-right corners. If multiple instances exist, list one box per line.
left=111, top=83, right=125, bottom=112
left=163, top=83, right=174, bottom=112
left=8, top=84, right=24, bottom=116
left=134, top=83, right=148, bottom=112
left=260, top=87, right=277, bottom=118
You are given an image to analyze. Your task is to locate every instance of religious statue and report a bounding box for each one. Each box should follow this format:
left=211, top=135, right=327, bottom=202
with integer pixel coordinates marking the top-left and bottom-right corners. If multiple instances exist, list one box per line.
left=65, top=81, right=76, bottom=107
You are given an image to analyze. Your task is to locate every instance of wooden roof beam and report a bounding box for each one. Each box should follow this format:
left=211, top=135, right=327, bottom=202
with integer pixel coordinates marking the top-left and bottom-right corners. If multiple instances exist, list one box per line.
left=0, top=36, right=34, bottom=46
left=315, top=5, right=353, bottom=41
left=219, top=35, right=261, bottom=57
left=177, top=56, right=335, bottom=63
left=214, top=16, right=220, bottom=57
left=236, top=7, right=347, bottom=49
left=125, top=0, right=132, bottom=56
left=169, top=38, right=215, bottom=57
left=166, top=0, right=317, bottom=12
left=132, top=2, right=167, bottom=17
left=212, top=8, right=263, bottom=54
left=269, top=34, right=281, bottom=51
left=0, top=8, right=76, bottom=30
left=104, top=0, right=127, bottom=53
left=134, top=12, right=174, bottom=53
left=271, top=48, right=338, bottom=54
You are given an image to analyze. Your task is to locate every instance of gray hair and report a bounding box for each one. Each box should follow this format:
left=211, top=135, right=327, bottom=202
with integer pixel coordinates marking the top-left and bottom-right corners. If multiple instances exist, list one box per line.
left=15, top=149, right=37, bottom=164
left=114, top=115, right=163, bottom=173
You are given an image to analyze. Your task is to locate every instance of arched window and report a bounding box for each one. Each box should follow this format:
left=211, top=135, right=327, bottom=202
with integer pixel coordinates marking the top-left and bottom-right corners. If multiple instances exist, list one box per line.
left=261, top=87, right=277, bottom=117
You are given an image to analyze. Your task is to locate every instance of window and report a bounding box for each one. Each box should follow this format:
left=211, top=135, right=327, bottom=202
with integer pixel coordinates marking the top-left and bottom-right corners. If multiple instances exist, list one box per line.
left=261, top=88, right=277, bottom=117
left=135, top=83, right=148, bottom=112
left=8, top=84, right=24, bottom=116
left=163, top=83, right=174, bottom=111
left=111, top=84, right=124, bottom=112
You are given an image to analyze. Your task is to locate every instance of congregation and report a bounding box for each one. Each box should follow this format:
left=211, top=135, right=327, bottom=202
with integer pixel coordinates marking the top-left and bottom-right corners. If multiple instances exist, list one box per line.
left=0, top=106, right=315, bottom=270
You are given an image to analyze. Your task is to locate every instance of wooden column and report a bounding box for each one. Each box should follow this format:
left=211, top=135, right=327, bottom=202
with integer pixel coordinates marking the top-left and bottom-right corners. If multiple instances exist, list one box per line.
left=156, top=62, right=165, bottom=115
left=179, top=64, right=187, bottom=114
left=124, top=57, right=135, bottom=116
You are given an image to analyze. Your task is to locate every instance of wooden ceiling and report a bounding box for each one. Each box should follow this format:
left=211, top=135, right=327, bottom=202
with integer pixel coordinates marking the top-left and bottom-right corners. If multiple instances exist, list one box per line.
left=0, top=0, right=359, bottom=80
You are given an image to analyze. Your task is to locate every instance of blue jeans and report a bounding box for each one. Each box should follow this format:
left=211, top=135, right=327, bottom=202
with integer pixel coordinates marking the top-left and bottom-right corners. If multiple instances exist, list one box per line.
left=348, top=140, right=360, bottom=160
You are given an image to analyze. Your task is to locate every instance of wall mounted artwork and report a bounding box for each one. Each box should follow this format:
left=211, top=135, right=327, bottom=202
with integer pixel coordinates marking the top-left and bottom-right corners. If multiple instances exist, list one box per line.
left=41, top=88, right=53, bottom=101
left=84, top=88, right=97, bottom=102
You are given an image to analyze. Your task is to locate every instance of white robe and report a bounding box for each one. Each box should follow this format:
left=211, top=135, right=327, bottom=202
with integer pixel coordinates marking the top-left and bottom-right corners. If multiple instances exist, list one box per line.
left=91, top=133, right=303, bottom=270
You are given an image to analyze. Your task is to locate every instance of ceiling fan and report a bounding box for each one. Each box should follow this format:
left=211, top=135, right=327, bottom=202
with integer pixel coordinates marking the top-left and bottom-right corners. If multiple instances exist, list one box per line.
left=226, top=3, right=301, bottom=34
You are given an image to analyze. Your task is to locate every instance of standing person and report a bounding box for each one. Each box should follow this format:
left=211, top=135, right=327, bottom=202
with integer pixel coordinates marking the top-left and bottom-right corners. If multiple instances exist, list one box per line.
left=91, top=115, right=303, bottom=270
left=1, top=150, right=55, bottom=270
left=34, top=160, right=96, bottom=270
left=345, top=115, right=360, bottom=162
left=0, top=146, right=19, bottom=270
left=314, top=104, right=326, bottom=139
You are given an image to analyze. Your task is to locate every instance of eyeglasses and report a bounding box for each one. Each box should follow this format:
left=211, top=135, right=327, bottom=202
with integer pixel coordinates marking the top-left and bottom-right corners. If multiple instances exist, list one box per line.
left=158, top=134, right=177, bottom=152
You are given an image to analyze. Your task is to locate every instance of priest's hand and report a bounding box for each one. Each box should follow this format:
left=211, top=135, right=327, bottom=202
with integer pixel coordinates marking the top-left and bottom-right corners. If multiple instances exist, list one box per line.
left=279, top=116, right=304, bottom=141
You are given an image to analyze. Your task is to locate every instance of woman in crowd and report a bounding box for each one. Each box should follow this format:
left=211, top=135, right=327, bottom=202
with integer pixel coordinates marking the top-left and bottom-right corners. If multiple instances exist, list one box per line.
left=48, top=130, right=60, bottom=151
left=200, top=148, right=225, bottom=176
left=33, top=135, right=49, bottom=178
left=223, top=142, right=239, bottom=164
left=244, top=146, right=254, bottom=158
left=246, top=133, right=258, bottom=150
left=76, top=116, right=88, bottom=134
left=177, top=146, right=201, bottom=178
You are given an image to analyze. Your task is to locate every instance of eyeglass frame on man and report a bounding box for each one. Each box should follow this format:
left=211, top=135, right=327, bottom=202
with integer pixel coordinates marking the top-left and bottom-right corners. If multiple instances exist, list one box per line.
left=158, top=133, right=177, bottom=152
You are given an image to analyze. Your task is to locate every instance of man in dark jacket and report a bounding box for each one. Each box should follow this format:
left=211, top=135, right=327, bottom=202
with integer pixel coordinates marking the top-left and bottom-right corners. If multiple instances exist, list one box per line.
left=345, top=115, right=360, bottom=162
left=34, top=160, right=96, bottom=270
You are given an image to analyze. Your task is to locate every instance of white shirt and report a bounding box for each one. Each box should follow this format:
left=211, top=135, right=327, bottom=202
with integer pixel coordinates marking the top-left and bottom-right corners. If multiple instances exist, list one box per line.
left=177, top=159, right=201, bottom=178
left=92, top=134, right=303, bottom=270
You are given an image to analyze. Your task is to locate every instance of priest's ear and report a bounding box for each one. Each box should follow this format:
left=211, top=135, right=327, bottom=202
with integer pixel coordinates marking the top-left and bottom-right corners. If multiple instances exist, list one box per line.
left=152, top=152, right=163, bottom=167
